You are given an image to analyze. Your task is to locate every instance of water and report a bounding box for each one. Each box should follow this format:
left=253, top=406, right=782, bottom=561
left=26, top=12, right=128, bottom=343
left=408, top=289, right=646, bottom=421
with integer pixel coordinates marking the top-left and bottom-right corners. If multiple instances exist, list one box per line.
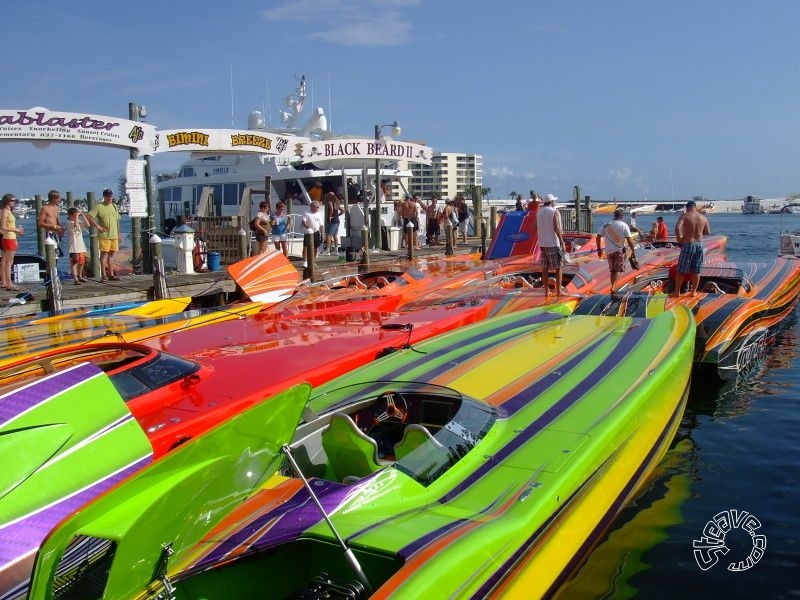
left=12, top=212, right=800, bottom=597
left=561, top=212, right=800, bottom=599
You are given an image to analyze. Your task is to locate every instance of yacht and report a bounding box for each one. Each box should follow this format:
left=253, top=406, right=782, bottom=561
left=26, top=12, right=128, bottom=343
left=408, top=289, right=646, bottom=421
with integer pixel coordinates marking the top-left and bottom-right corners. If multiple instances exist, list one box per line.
left=156, top=76, right=412, bottom=238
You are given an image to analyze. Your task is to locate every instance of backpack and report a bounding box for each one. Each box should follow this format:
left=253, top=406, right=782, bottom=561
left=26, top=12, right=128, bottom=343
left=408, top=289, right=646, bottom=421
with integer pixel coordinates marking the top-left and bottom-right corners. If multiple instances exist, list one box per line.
left=249, top=217, right=258, bottom=232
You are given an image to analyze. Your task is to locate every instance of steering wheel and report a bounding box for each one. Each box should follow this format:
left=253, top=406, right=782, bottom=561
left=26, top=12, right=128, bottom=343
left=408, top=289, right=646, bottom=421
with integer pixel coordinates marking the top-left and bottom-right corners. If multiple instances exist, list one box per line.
left=372, top=391, right=408, bottom=425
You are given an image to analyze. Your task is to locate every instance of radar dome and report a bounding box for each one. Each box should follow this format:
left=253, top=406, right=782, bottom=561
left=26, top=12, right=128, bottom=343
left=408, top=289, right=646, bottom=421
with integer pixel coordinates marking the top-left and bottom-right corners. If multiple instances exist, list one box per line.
left=248, top=111, right=265, bottom=130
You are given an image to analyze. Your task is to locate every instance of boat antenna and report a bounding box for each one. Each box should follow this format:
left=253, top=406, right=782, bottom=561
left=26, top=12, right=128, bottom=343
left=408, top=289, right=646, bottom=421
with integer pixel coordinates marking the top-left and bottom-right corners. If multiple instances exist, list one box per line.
left=327, top=69, right=332, bottom=132
left=230, top=65, right=235, bottom=127
left=380, top=323, right=426, bottom=354
left=282, top=444, right=373, bottom=593
left=265, top=73, right=272, bottom=127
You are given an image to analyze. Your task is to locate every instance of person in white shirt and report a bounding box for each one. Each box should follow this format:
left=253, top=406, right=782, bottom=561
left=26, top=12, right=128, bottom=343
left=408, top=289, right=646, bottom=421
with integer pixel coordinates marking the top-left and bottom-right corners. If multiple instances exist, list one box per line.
left=302, top=201, right=325, bottom=265
left=595, top=208, right=637, bottom=293
left=535, top=196, right=566, bottom=297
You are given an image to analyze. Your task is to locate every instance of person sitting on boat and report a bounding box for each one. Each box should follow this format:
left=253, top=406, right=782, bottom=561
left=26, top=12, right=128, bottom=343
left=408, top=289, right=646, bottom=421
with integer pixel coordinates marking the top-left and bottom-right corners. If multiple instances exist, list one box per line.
left=271, top=202, right=289, bottom=257
left=673, top=200, right=711, bottom=297
left=655, top=216, right=668, bottom=240
left=596, top=208, right=636, bottom=294
left=252, top=201, right=272, bottom=255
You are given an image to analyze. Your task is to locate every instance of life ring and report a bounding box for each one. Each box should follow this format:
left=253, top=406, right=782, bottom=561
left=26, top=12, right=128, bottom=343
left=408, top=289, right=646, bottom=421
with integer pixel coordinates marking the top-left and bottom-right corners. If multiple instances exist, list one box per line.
left=192, top=238, right=207, bottom=271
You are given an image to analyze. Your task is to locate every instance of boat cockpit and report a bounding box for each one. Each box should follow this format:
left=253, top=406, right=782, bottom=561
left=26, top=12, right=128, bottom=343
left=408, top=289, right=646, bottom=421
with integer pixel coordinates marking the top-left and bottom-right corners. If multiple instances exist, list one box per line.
left=287, top=382, right=496, bottom=486
left=628, top=266, right=750, bottom=295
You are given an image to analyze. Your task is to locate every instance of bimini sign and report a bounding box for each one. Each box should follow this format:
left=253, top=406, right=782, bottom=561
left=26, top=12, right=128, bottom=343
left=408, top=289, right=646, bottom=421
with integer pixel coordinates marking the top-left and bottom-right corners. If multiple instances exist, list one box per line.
left=0, top=107, right=156, bottom=152
left=154, top=128, right=297, bottom=157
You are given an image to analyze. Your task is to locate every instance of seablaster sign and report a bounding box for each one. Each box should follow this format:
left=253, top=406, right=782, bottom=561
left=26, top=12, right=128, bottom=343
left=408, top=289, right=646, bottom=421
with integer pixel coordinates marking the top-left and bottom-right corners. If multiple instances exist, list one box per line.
left=297, top=139, right=432, bottom=165
left=0, top=107, right=156, bottom=152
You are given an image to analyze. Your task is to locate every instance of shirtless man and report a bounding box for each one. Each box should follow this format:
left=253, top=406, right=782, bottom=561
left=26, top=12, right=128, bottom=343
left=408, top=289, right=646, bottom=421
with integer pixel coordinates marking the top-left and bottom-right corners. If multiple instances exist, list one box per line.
left=673, top=199, right=711, bottom=296
left=398, top=195, right=420, bottom=249
left=37, top=189, right=64, bottom=247
left=421, top=195, right=440, bottom=245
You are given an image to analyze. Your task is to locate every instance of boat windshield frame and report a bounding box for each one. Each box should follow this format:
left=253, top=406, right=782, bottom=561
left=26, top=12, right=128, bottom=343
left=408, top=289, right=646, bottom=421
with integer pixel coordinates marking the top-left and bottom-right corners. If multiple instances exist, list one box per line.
left=307, top=381, right=497, bottom=486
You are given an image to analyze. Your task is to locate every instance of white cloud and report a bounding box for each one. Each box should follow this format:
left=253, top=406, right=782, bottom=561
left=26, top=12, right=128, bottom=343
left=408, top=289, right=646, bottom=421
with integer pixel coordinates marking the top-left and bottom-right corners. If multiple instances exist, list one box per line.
left=609, top=166, right=633, bottom=183
left=523, top=172, right=537, bottom=180
left=263, top=0, right=417, bottom=46
left=489, top=166, right=514, bottom=177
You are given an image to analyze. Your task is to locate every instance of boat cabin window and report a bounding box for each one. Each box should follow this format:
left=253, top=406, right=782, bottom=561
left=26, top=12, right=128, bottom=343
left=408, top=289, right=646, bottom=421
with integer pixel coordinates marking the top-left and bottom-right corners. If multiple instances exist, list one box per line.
left=179, top=167, right=195, bottom=178
left=0, top=346, right=200, bottom=401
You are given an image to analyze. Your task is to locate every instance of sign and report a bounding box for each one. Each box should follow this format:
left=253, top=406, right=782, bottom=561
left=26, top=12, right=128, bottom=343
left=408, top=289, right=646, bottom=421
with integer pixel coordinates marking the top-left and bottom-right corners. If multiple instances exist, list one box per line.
left=13, top=263, right=40, bottom=283
left=127, top=188, right=148, bottom=218
left=125, top=159, right=146, bottom=188
left=154, top=128, right=299, bottom=156
left=296, top=138, right=432, bottom=165
left=0, top=108, right=156, bottom=152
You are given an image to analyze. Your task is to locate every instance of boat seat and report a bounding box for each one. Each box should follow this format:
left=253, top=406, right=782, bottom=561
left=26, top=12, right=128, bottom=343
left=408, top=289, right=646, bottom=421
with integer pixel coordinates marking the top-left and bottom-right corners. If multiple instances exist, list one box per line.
left=394, top=424, right=443, bottom=460
left=321, top=413, right=386, bottom=483
left=704, top=281, right=724, bottom=294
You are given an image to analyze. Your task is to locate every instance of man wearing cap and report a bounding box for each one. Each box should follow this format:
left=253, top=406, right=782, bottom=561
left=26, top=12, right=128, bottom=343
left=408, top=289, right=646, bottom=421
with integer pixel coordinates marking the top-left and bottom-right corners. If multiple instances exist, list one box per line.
left=87, top=188, right=121, bottom=282
left=596, top=208, right=637, bottom=293
left=674, top=200, right=710, bottom=296
left=536, top=196, right=567, bottom=297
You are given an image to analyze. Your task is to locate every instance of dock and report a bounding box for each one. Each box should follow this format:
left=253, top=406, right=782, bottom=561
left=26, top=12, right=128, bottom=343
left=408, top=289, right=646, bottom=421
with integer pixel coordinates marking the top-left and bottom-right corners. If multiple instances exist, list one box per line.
left=1, top=241, right=485, bottom=320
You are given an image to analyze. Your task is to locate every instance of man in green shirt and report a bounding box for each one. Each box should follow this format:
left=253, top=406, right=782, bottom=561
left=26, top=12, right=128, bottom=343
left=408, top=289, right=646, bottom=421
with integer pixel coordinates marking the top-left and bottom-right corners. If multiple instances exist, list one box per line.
left=87, top=188, right=121, bottom=282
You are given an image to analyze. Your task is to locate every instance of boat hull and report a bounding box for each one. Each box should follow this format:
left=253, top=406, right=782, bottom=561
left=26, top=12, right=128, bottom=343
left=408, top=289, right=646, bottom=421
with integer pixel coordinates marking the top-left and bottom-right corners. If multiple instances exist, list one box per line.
left=26, top=306, right=695, bottom=599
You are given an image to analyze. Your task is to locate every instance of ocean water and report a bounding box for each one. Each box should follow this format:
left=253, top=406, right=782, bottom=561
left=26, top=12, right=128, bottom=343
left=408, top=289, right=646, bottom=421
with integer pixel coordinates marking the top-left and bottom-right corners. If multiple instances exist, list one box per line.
left=11, top=212, right=799, bottom=597
left=560, top=212, right=800, bottom=599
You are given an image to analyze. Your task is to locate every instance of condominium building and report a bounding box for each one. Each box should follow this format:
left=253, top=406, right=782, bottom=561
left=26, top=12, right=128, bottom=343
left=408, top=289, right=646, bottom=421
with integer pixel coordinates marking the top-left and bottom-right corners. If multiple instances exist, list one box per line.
left=410, top=152, right=483, bottom=199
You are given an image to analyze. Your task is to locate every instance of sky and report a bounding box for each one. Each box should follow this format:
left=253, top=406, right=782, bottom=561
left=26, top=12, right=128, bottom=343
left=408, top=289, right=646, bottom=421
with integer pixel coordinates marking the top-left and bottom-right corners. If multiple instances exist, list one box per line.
left=2, top=0, right=799, bottom=202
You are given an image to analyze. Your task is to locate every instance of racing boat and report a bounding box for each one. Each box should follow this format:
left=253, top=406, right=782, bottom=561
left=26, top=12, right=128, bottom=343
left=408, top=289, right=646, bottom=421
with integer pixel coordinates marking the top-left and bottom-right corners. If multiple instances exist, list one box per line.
left=1, top=298, right=550, bottom=598
left=574, top=258, right=800, bottom=377
left=26, top=305, right=695, bottom=599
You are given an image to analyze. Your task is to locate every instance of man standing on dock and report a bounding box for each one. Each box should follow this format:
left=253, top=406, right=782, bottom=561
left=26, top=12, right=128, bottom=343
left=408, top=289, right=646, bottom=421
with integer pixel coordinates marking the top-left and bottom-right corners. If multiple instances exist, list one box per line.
left=673, top=199, right=710, bottom=297
left=37, top=190, right=64, bottom=254
left=87, top=188, right=121, bottom=282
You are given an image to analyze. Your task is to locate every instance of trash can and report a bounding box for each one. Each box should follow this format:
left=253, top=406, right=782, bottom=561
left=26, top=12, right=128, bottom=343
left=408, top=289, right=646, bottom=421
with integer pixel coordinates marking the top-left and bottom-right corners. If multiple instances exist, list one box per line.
left=207, top=251, right=221, bottom=272
left=388, top=227, right=401, bottom=252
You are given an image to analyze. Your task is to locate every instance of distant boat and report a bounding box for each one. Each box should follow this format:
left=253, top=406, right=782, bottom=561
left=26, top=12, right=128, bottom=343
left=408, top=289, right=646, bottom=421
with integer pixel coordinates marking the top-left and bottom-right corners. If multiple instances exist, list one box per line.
left=781, top=203, right=800, bottom=214
left=742, top=196, right=764, bottom=214
left=768, top=203, right=784, bottom=214
left=592, top=204, right=618, bottom=214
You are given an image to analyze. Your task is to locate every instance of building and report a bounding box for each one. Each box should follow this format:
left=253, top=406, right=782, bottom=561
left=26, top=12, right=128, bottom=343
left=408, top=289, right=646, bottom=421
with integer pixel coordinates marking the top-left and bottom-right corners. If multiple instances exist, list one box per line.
left=410, top=152, right=483, bottom=199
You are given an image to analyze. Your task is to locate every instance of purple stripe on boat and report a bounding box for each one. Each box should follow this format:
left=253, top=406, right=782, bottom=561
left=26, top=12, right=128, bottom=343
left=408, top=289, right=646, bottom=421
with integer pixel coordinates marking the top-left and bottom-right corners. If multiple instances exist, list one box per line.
left=472, top=385, right=689, bottom=599
left=194, top=478, right=358, bottom=569
left=0, top=363, right=103, bottom=427
left=439, top=321, right=650, bottom=504
left=321, top=311, right=566, bottom=413
left=397, top=487, right=511, bottom=559
left=0, top=453, right=151, bottom=566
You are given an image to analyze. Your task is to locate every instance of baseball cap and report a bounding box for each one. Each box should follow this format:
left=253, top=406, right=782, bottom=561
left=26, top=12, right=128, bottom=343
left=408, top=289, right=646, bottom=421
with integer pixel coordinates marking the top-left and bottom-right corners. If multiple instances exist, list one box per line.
left=102, top=188, right=113, bottom=197
left=686, top=200, right=696, bottom=207
left=613, top=208, right=625, bottom=218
